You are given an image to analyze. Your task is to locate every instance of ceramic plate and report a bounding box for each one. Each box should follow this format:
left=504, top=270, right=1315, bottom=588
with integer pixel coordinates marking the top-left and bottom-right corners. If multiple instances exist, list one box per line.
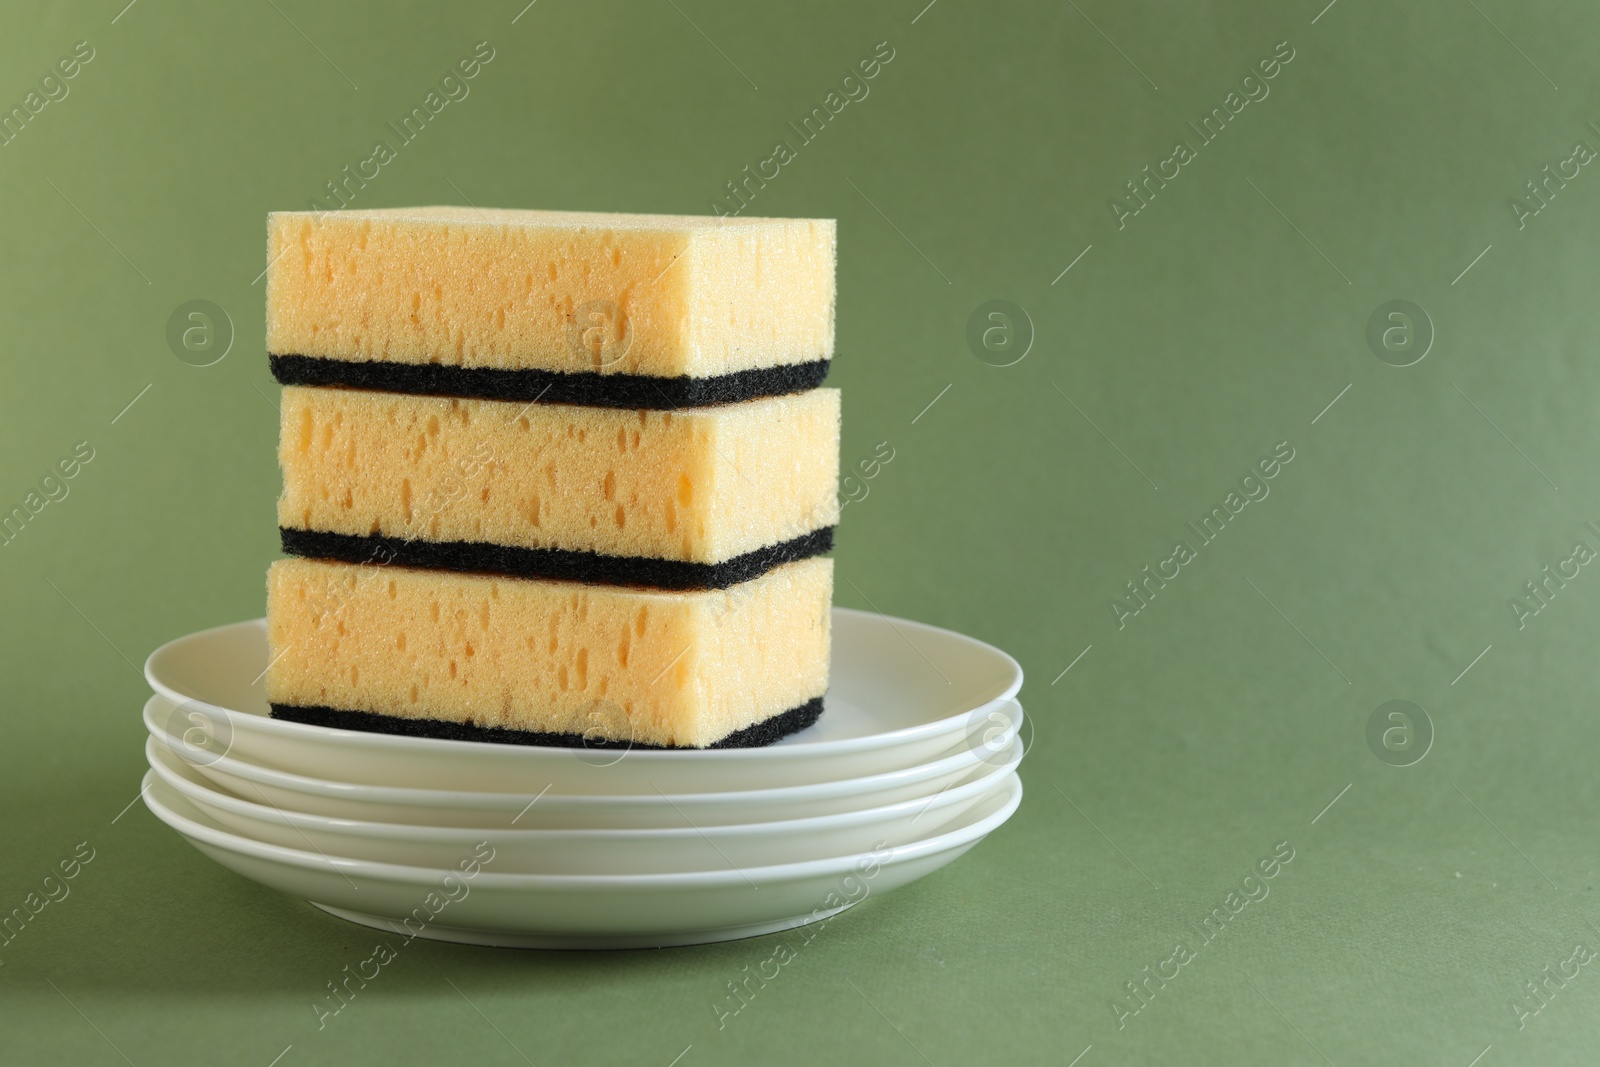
left=146, top=732, right=1023, bottom=873
left=144, top=608, right=1023, bottom=794
left=142, top=771, right=1023, bottom=949
left=145, top=698, right=1024, bottom=829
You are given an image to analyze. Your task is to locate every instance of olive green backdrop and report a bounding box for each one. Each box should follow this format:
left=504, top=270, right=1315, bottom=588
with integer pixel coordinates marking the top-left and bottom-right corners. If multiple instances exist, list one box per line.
left=4, top=0, right=1600, bottom=1063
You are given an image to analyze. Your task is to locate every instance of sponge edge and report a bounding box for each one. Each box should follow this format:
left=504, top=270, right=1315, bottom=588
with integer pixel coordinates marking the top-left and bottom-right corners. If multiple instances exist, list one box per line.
left=265, top=556, right=832, bottom=749
left=265, top=207, right=836, bottom=379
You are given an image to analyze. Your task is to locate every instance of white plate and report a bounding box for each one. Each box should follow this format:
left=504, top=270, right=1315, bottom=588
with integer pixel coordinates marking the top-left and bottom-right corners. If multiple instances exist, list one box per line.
left=146, top=733, right=1022, bottom=874
left=143, top=609, right=1023, bottom=794
left=141, top=770, right=1023, bottom=948
left=145, top=698, right=1023, bottom=829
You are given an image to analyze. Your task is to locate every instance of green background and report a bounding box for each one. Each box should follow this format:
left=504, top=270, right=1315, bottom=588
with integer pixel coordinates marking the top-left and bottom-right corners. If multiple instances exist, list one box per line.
left=3, top=0, right=1599, bottom=1062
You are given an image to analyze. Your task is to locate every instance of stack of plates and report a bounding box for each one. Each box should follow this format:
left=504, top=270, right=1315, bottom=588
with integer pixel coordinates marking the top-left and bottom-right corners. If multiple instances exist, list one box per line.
left=140, top=607, right=1025, bottom=948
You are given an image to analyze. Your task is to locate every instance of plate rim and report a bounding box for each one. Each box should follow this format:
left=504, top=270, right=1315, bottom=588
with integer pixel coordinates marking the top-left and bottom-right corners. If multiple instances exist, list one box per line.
left=144, top=700, right=1022, bottom=810
left=144, top=769, right=1024, bottom=890
left=148, top=727, right=1023, bottom=841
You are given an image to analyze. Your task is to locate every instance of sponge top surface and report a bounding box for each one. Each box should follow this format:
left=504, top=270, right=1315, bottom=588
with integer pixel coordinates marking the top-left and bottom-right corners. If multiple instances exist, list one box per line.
left=269, top=206, right=825, bottom=232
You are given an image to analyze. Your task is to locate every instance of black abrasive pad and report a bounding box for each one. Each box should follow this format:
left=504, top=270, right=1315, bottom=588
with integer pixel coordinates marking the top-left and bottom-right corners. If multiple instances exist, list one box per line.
left=269, top=353, right=830, bottom=409
left=279, top=525, right=834, bottom=591
left=269, top=696, right=825, bottom=750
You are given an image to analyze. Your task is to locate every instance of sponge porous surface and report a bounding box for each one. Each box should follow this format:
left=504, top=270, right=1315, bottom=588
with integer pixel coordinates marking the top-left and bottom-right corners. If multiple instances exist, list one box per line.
left=265, top=556, right=832, bottom=749
left=277, top=386, right=840, bottom=567
left=265, top=207, right=836, bottom=379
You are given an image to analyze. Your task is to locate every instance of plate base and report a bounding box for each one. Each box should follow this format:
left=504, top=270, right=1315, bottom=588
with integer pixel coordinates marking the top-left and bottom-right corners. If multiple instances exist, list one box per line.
left=309, top=900, right=857, bottom=950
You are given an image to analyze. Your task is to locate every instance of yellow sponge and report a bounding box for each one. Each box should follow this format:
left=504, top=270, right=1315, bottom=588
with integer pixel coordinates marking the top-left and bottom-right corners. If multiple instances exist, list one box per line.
left=265, top=207, right=835, bottom=378
left=265, top=556, right=832, bottom=748
left=277, top=386, right=839, bottom=570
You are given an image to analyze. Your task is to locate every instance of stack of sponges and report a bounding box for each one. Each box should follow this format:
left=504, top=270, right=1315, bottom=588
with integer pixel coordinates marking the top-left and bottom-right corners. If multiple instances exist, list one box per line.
left=262, top=208, right=839, bottom=749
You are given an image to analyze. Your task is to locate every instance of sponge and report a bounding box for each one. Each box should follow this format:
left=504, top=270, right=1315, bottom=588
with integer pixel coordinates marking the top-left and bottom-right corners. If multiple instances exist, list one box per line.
left=265, top=556, right=832, bottom=749
left=277, top=385, right=839, bottom=588
left=266, top=207, right=835, bottom=407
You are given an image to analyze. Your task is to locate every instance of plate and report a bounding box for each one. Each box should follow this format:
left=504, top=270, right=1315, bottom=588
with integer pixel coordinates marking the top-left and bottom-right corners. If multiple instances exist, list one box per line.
left=141, top=770, right=1023, bottom=949
left=147, top=732, right=1022, bottom=873
left=145, top=699, right=1024, bottom=829
left=143, top=608, right=1023, bottom=794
